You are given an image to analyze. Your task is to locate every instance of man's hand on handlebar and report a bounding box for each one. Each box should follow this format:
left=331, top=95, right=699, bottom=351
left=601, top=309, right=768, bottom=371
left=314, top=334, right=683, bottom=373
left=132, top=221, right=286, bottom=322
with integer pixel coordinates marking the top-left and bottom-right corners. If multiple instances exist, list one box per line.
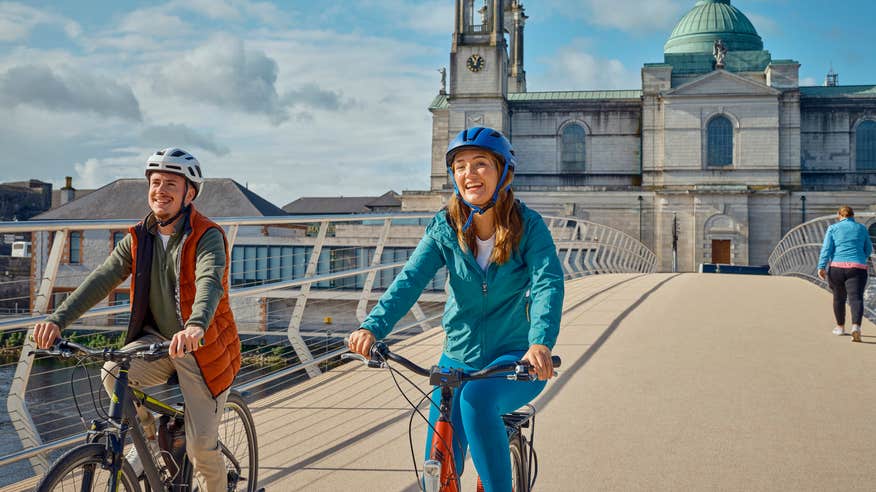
left=522, top=344, right=554, bottom=381
left=33, top=321, right=61, bottom=349
left=348, top=328, right=376, bottom=357
left=170, top=324, right=204, bottom=358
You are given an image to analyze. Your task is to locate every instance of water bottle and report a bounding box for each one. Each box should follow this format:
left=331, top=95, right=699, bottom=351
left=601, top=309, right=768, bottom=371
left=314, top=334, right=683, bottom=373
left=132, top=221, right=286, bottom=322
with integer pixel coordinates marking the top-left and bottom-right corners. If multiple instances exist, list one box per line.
left=157, top=414, right=187, bottom=477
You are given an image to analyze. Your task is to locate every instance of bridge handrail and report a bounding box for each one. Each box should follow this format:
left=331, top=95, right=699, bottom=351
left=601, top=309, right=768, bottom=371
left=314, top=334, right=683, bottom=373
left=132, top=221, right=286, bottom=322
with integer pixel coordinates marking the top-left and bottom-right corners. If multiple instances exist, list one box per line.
left=768, top=212, right=876, bottom=320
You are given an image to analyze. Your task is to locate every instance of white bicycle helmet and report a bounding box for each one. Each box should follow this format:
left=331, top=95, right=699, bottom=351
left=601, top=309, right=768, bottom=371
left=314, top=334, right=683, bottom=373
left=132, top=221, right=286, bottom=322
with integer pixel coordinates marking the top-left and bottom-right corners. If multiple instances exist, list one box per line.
left=145, top=148, right=204, bottom=199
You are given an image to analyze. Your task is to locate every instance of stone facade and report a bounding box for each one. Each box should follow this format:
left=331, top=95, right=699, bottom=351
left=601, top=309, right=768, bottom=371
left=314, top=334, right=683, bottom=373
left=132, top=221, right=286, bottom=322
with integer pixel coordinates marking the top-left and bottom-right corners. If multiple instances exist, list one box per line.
left=418, top=0, right=876, bottom=272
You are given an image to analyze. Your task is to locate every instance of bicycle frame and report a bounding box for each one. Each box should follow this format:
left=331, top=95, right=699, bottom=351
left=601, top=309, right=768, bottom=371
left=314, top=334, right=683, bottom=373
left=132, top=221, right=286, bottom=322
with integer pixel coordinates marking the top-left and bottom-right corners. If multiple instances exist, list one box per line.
left=89, top=358, right=187, bottom=491
left=347, top=342, right=559, bottom=492
left=423, top=385, right=459, bottom=492
left=97, top=364, right=163, bottom=491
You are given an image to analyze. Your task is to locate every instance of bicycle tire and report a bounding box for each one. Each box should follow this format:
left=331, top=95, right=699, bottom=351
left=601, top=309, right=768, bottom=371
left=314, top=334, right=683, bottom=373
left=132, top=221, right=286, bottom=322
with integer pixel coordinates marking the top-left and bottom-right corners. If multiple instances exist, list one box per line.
left=508, top=433, right=529, bottom=492
left=186, top=390, right=259, bottom=491
left=35, top=442, right=141, bottom=492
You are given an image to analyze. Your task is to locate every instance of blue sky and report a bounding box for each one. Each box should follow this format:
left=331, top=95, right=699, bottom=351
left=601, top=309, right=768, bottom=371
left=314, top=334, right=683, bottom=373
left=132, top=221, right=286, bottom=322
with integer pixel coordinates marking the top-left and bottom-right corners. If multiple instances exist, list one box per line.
left=1, top=0, right=874, bottom=206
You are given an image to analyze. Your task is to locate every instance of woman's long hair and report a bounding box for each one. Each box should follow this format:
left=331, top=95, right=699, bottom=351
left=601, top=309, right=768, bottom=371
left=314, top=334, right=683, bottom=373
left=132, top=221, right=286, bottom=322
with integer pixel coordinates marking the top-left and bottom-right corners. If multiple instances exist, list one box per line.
left=447, top=160, right=522, bottom=265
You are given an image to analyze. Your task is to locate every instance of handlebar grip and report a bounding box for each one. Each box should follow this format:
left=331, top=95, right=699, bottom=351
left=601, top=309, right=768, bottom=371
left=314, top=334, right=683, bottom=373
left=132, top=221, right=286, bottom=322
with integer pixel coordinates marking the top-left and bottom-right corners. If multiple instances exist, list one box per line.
left=551, top=355, right=562, bottom=368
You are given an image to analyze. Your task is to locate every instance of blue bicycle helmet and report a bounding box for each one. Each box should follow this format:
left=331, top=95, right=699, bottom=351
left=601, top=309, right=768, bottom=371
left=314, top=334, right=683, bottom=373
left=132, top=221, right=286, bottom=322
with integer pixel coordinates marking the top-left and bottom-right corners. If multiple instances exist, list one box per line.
left=445, top=127, right=517, bottom=231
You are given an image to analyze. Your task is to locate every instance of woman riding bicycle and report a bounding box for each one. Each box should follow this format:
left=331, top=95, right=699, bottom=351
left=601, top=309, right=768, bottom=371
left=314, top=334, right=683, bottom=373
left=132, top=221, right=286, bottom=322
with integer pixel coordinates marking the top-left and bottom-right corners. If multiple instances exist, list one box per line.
left=349, top=127, right=564, bottom=492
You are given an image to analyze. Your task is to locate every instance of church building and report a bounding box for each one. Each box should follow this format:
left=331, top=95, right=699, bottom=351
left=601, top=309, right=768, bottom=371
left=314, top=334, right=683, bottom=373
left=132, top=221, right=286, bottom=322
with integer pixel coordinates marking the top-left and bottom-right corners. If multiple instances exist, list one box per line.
left=408, top=0, right=876, bottom=272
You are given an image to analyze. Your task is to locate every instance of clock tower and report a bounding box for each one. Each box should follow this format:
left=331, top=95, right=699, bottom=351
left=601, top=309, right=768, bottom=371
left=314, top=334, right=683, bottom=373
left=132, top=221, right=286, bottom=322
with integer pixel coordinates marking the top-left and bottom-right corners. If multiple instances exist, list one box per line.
left=449, top=0, right=510, bottom=134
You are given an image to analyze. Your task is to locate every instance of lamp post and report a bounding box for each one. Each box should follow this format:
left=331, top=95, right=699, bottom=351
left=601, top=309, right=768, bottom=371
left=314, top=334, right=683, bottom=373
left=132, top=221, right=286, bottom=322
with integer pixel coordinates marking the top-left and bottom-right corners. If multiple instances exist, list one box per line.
left=672, top=212, right=678, bottom=273
left=637, top=195, right=644, bottom=241
left=800, top=195, right=807, bottom=225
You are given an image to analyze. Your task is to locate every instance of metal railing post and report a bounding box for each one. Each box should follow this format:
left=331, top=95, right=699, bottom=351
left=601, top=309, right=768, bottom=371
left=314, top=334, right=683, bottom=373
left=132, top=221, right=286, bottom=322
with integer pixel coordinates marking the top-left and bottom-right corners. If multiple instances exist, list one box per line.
left=286, top=221, right=329, bottom=378
left=8, top=229, right=67, bottom=474
left=356, top=218, right=392, bottom=323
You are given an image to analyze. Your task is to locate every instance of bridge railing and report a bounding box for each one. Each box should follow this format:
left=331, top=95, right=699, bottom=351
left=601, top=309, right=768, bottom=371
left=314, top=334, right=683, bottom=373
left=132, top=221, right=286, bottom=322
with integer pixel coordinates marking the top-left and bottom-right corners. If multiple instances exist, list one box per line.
left=768, top=212, right=876, bottom=319
left=0, top=212, right=655, bottom=485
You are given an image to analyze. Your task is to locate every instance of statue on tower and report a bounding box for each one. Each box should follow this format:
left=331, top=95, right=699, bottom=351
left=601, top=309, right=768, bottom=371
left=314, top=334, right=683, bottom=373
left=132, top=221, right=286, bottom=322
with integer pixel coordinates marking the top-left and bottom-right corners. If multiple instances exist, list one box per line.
left=478, top=1, right=488, bottom=27
left=438, top=67, right=447, bottom=94
left=713, top=39, right=727, bottom=69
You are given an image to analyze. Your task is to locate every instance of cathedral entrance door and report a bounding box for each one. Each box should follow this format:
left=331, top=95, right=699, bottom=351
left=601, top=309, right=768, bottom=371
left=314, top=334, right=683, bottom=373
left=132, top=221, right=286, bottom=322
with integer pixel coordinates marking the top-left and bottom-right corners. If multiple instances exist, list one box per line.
left=711, top=240, right=731, bottom=264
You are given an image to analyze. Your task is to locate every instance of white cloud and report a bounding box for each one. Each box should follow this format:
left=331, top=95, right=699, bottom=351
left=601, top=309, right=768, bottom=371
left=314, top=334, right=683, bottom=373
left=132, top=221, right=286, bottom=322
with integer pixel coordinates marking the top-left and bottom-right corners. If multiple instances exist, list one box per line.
left=73, top=155, right=142, bottom=189
left=0, top=64, right=142, bottom=120
left=141, top=124, right=231, bottom=156
left=169, top=0, right=289, bottom=24
left=151, top=34, right=290, bottom=124
left=532, top=40, right=640, bottom=91
left=800, top=76, right=818, bottom=87
left=544, top=0, right=685, bottom=33
left=0, top=2, right=81, bottom=42
left=0, top=7, right=439, bottom=206
left=360, top=0, right=454, bottom=35
left=118, top=9, right=192, bottom=37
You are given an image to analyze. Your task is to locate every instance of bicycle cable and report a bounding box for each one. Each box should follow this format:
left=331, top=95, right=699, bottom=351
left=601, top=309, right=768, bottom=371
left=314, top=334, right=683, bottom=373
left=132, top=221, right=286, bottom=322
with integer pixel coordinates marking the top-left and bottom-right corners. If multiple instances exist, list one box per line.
left=382, top=357, right=462, bottom=491
left=527, top=404, right=538, bottom=489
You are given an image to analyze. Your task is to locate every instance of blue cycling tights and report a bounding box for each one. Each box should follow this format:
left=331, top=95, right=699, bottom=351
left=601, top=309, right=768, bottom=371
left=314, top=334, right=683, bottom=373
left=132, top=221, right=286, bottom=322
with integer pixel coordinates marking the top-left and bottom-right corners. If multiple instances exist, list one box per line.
left=424, top=352, right=547, bottom=492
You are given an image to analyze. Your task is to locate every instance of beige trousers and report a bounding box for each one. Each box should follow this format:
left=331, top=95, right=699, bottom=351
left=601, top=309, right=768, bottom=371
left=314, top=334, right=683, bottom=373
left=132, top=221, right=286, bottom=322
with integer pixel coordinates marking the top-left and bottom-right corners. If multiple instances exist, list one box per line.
left=102, top=334, right=229, bottom=492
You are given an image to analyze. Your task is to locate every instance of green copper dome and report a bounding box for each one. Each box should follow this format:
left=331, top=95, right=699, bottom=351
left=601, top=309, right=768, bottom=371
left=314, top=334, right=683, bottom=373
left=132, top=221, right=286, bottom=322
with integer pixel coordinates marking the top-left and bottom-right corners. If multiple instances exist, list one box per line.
left=664, top=0, right=763, bottom=54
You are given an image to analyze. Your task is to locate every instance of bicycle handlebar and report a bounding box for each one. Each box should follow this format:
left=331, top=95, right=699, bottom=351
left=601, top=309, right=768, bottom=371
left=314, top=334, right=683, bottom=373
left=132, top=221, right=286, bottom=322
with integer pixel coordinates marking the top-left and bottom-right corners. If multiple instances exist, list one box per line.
left=346, top=341, right=561, bottom=386
left=31, top=338, right=173, bottom=362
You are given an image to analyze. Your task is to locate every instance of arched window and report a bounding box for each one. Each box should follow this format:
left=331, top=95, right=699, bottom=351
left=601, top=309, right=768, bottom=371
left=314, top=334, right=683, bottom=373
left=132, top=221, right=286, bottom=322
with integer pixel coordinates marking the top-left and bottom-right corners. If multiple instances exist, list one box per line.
left=707, top=116, right=733, bottom=166
left=857, top=120, right=876, bottom=170
left=561, top=124, right=586, bottom=172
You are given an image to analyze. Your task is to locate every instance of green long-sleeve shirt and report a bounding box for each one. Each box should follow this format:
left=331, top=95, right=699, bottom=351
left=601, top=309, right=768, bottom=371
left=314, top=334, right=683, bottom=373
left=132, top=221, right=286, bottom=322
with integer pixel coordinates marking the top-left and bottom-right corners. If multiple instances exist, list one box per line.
left=47, top=214, right=227, bottom=340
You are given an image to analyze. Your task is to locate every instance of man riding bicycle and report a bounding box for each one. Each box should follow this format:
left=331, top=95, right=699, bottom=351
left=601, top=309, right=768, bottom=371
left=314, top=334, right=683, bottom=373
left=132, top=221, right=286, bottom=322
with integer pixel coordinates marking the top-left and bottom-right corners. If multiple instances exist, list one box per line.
left=32, top=148, right=241, bottom=492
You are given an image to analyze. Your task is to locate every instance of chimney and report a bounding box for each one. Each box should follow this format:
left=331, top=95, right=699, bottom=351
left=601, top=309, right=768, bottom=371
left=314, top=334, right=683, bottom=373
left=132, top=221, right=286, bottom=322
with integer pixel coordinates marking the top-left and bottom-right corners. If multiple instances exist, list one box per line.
left=60, top=176, right=75, bottom=205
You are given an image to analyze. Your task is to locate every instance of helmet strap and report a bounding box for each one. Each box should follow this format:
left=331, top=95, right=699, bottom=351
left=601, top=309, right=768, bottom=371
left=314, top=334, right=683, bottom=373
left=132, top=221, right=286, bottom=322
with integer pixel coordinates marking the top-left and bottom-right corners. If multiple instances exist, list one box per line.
left=448, top=168, right=505, bottom=233
left=156, top=181, right=190, bottom=228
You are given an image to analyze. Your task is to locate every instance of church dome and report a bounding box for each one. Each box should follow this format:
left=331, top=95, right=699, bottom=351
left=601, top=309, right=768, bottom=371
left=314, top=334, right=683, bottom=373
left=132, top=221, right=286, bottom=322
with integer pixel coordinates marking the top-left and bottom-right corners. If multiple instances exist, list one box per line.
left=664, top=0, right=763, bottom=54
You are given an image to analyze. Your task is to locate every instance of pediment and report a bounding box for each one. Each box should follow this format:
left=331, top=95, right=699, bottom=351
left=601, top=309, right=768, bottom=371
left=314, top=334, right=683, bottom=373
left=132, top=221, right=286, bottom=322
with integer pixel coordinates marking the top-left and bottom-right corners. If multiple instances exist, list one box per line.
left=666, top=70, right=780, bottom=97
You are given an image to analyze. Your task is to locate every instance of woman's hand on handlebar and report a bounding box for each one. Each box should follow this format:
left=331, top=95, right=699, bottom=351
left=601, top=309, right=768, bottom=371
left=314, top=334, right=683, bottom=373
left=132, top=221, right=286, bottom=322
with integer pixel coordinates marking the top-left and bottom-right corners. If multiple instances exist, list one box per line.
left=348, top=328, right=376, bottom=357
left=522, top=344, right=554, bottom=381
left=33, top=321, right=61, bottom=349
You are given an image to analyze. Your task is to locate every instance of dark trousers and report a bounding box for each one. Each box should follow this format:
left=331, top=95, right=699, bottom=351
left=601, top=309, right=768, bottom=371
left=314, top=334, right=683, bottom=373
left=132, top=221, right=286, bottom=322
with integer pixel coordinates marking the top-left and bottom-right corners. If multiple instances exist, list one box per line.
left=827, top=266, right=869, bottom=326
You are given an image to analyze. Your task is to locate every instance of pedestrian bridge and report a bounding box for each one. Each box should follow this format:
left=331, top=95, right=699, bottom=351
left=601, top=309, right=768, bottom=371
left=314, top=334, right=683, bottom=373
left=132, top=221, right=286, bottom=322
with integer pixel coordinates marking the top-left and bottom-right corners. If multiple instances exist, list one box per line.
left=237, top=273, right=876, bottom=491
left=2, top=213, right=875, bottom=491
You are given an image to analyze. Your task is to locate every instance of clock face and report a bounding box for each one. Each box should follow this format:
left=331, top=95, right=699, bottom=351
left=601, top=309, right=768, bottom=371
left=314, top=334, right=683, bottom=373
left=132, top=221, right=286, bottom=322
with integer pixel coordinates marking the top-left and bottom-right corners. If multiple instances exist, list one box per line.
left=466, top=54, right=484, bottom=72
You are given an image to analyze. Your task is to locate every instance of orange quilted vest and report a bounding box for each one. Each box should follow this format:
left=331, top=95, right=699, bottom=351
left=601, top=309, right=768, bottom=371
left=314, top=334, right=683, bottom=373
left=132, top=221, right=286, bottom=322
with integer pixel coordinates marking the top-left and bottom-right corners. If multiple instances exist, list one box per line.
left=128, top=206, right=241, bottom=397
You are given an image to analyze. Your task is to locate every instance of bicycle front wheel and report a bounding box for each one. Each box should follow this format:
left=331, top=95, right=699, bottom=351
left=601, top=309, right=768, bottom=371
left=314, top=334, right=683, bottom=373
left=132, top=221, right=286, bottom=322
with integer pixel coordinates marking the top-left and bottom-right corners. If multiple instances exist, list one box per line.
left=509, top=434, right=529, bottom=492
left=188, top=390, right=259, bottom=492
left=35, top=443, right=141, bottom=492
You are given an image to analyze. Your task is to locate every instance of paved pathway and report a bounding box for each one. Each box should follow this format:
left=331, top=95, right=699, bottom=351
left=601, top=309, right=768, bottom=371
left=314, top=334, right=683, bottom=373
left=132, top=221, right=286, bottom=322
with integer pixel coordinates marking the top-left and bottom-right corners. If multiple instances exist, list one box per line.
left=253, top=273, right=876, bottom=491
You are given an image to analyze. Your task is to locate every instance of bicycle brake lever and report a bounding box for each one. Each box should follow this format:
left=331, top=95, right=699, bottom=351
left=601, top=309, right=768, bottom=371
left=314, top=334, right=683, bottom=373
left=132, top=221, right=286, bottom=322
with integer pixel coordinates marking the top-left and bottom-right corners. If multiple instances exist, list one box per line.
left=341, top=353, right=385, bottom=368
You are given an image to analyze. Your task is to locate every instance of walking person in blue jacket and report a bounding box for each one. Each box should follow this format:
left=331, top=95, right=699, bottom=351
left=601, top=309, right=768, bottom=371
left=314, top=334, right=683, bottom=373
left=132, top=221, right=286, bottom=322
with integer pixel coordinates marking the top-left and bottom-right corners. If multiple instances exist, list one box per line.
left=817, top=205, right=873, bottom=342
left=349, top=127, right=564, bottom=491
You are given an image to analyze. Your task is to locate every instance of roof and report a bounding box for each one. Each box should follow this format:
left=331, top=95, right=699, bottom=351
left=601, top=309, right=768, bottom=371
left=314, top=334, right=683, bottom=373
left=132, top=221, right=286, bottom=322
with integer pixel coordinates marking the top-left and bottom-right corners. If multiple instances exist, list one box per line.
left=665, top=0, right=763, bottom=54
left=799, top=85, right=876, bottom=99
left=33, top=178, right=287, bottom=220
left=282, top=191, right=401, bottom=215
left=429, top=90, right=642, bottom=110
left=51, top=189, right=95, bottom=208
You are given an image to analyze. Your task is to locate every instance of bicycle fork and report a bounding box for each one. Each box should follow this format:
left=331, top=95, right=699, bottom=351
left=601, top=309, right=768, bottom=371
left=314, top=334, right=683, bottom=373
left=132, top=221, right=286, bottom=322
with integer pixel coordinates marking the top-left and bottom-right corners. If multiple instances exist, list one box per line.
left=424, top=387, right=458, bottom=492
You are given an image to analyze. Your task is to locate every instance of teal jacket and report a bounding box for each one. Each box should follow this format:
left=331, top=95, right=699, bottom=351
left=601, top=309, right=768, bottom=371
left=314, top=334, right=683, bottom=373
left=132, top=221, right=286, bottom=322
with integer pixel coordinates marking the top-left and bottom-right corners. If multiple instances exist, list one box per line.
left=817, top=217, right=873, bottom=270
left=361, top=201, right=565, bottom=369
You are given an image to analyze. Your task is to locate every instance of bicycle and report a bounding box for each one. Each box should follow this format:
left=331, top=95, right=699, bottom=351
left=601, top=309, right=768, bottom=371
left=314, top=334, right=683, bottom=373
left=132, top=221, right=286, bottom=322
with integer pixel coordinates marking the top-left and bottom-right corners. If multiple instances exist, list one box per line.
left=31, top=338, right=259, bottom=492
left=344, top=341, right=561, bottom=492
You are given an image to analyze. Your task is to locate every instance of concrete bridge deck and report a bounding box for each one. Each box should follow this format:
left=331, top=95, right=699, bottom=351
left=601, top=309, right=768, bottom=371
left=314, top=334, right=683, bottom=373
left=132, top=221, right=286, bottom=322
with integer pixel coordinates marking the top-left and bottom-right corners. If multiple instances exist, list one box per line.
left=248, top=273, right=876, bottom=491
left=9, top=273, right=874, bottom=491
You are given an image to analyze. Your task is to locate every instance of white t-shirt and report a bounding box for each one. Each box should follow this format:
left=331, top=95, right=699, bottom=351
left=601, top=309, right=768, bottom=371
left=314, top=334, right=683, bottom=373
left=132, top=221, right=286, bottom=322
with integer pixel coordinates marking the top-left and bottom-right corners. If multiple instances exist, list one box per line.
left=475, top=235, right=495, bottom=271
left=159, top=233, right=171, bottom=249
